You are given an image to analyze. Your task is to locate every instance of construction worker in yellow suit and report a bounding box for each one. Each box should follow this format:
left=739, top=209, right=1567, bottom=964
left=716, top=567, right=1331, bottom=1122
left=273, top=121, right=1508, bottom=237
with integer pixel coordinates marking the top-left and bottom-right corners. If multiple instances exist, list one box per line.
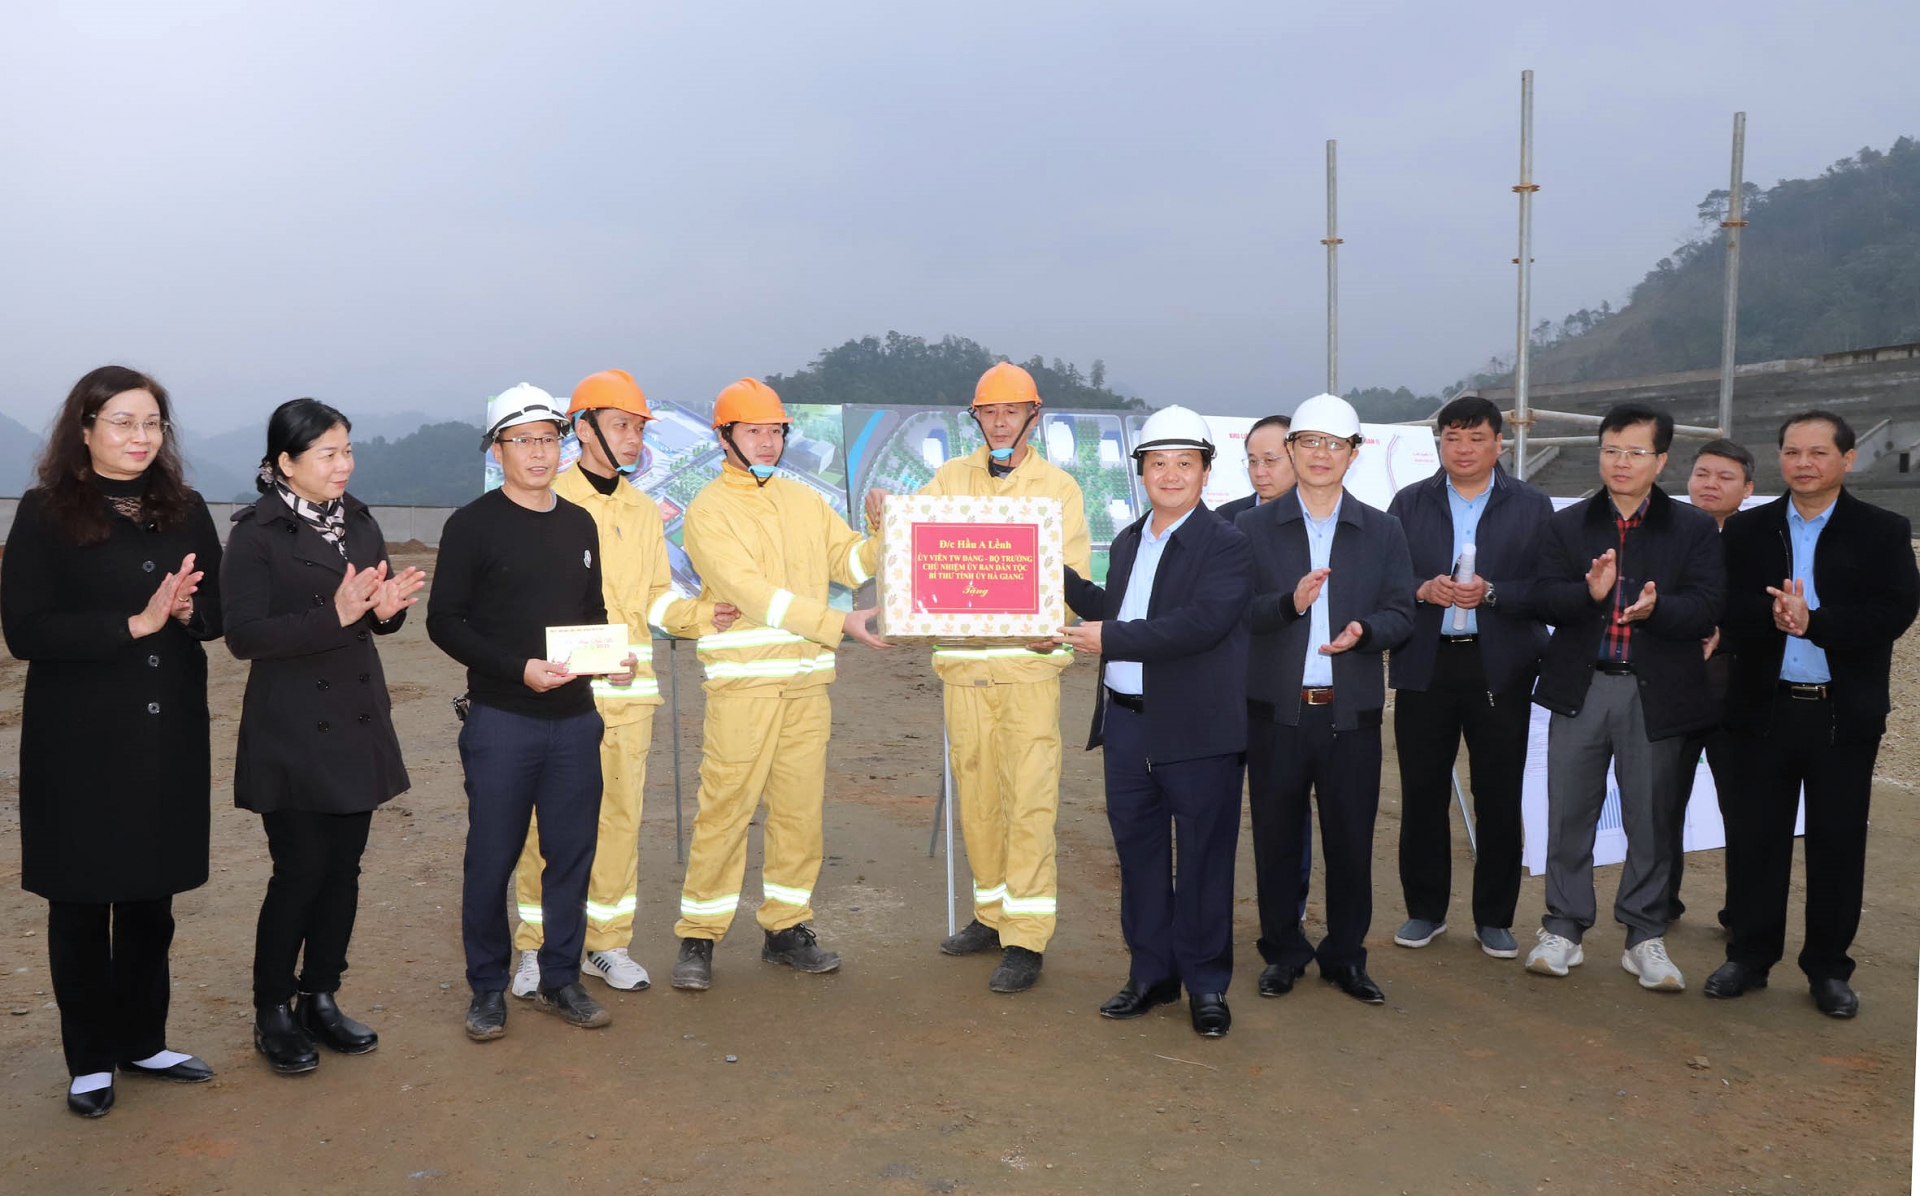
left=862, top=362, right=1092, bottom=992
left=508, top=370, right=736, bottom=999
left=669, top=378, right=891, bottom=991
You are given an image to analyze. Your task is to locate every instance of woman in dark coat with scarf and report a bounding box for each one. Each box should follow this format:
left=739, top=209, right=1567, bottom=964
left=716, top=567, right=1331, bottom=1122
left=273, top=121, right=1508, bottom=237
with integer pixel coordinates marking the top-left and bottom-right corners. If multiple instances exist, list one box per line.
left=221, top=399, right=424, bottom=1074
left=1, top=366, right=224, bottom=1118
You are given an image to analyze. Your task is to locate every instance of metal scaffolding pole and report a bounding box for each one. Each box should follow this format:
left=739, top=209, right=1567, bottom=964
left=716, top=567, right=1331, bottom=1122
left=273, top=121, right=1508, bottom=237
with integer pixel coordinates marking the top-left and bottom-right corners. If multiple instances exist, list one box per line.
left=1718, top=112, right=1748, bottom=438
left=1512, top=70, right=1538, bottom=478
left=1322, top=139, right=1342, bottom=394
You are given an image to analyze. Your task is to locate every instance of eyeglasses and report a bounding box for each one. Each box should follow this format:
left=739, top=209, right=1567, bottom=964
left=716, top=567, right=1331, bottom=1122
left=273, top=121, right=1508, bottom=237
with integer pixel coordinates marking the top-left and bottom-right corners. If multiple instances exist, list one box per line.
left=92, top=416, right=169, bottom=437
left=1287, top=434, right=1353, bottom=453
left=498, top=435, right=561, bottom=450
left=1246, top=454, right=1289, bottom=468
left=1600, top=446, right=1660, bottom=462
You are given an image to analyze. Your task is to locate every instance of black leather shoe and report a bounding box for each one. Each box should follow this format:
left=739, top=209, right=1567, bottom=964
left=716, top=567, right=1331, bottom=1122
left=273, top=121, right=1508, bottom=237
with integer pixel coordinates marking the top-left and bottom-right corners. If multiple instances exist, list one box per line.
left=67, top=1082, right=114, bottom=1118
left=1099, top=978, right=1181, bottom=1019
left=1810, top=977, right=1859, bottom=1018
left=1703, top=960, right=1769, bottom=999
left=119, top=1054, right=215, bottom=1082
left=1257, top=962, right=1306, bottom=997
left=988, top=946, right=1043, bottom=993
left=296, top=992, right=379, bottom=1054
left=253, top=1002, right=320, bottom=1074
left=1189, top=992, right=1231, bottom=1038
left=762, top=923, right=841, bottom=973
left=465, top=990, right=508, bottom=1041
left=534, top=981, right=611, bottom=1028
left=939, top=919, right=1001, bottom=956
left=1323, top=965, right=1386, bottom=1005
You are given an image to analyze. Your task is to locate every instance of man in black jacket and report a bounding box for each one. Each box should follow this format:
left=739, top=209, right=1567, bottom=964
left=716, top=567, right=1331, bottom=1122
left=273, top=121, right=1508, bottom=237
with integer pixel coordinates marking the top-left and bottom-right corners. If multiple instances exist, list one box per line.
left=1061, top=406, right=1252, bottom=1038
left=1236, top=394, right=1414, bottom=1006
left=1387, top=397, right=1552, bottom=960
left=1703, top=411, right=1919, bottom=1017
left=1526, top=404, right=1723, bottom=993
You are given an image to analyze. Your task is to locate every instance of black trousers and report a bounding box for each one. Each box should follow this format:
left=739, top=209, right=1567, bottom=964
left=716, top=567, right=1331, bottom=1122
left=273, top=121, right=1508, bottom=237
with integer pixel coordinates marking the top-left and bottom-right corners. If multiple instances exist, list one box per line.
left=1724, top=689, right=1880, bottom=982
left=1666, top=725, right=1735, bottom=921
left=1099, top=703, right=1242, bottom=994
left=458, top=702, right=603, bottom=992
left=1248, top=702, right=1383, bottom=973
left=47, top=897, right=175, bottom=1077
left=253, top=808, right=375, bottom=1009
left=1393, top=640, right=1531, bottom=929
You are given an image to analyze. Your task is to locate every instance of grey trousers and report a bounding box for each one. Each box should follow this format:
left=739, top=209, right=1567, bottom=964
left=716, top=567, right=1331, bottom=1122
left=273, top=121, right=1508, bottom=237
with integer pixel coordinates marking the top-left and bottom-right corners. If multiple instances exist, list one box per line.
left=1541, top=673, right=1692, bottom=947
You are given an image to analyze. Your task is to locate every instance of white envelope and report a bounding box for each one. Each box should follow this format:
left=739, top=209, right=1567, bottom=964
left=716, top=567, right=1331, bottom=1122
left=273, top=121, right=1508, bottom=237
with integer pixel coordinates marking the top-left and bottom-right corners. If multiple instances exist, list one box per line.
left=544, top=623, right=631, bottom=674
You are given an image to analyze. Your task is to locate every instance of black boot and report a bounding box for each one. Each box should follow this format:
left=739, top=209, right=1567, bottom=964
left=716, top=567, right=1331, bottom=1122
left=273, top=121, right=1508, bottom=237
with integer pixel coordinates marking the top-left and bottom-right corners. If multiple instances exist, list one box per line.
left=254, top=1002, right=320, bottom=1075
left=670, top=938, right=714, bottom=991
left=939, top=919, right=1001, bottom=956
left=762, top=923, right=841, bottom=973
left=989, top=946, right=1043, bottom=993
left=296, top=991, right=379, bottom=1054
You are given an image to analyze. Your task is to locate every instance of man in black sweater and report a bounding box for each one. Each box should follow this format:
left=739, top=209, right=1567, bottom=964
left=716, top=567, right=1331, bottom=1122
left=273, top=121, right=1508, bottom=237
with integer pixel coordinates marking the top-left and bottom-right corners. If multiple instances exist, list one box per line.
left=1704, top=411, right=1919, bottom=1017
left=428, top=385, right=617, bottom=1041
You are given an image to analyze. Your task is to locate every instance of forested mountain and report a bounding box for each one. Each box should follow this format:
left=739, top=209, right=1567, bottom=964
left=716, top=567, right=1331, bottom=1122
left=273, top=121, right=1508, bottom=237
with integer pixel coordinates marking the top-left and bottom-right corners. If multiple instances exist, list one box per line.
left=767, top=332, right=1142, bottom=410
left=1510, top=136, right=1920, bottom=385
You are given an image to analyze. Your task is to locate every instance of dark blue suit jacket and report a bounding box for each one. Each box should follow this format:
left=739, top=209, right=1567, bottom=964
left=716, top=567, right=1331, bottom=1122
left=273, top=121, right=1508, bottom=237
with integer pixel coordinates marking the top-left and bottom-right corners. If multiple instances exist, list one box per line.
left=1386, top=466, right=1553, bottom=695
left=1064, top=503, right=1252, bottom=764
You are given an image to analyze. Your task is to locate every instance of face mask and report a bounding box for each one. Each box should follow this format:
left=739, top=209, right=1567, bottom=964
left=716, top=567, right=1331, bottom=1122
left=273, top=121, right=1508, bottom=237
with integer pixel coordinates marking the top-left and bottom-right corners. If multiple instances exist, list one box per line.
left=748, top=464, right=777, bottom=479
left=989, top=446, right=1013, bottom=461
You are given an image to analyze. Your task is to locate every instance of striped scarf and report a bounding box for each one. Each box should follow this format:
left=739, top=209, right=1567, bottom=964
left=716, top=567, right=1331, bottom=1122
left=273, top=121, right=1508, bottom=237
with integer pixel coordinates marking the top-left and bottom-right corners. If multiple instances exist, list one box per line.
left=273, top=479, right=348, bottom=557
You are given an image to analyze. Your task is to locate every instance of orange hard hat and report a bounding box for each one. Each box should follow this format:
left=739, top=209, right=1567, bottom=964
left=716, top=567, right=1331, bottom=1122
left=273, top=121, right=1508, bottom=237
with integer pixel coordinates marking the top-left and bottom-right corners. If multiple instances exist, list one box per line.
left=712, top=378, right=789, bottom=427
left=972, top=362, right=1042, bottom=408
left=568, top=369, right=653, bottom=419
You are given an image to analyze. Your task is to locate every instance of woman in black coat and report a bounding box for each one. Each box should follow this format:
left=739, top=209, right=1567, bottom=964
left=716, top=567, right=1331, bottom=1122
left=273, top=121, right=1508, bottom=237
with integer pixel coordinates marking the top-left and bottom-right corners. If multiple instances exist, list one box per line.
left=1, top=366, right=224, bottom=1118
left=221, top=399, right=424, bottom=1074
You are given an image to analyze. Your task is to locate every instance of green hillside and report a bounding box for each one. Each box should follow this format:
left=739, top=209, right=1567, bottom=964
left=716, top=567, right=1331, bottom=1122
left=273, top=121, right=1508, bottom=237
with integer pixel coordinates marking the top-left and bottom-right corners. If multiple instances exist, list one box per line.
left=1519, top=136, right=1920, bottom=384
left=767, top=331, right=1142, bottom=410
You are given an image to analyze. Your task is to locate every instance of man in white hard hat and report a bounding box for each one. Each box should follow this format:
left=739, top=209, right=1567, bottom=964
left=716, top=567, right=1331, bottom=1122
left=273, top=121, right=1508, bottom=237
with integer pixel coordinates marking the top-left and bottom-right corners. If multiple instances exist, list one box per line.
left=1236, top=394, right=1414, bottom=1007
left=428, top=384, right=621, bottom=1041
left=1060, top=406, right=1252, bottom=1038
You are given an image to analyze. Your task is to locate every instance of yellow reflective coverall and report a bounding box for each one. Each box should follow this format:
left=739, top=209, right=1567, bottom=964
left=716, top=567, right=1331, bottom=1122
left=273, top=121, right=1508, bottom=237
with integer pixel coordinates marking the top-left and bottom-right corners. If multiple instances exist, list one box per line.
left=514, top=463, right=707, bottom=953
left=888, top=446, right=1091, bottom=952
left=674, top=464, right=876, bottom=940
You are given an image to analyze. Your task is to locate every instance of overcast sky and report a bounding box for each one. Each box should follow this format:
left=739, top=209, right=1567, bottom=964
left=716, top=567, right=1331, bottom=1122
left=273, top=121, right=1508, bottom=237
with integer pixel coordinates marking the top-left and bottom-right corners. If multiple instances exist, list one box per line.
left=2, top=1, right=1915, bottom=432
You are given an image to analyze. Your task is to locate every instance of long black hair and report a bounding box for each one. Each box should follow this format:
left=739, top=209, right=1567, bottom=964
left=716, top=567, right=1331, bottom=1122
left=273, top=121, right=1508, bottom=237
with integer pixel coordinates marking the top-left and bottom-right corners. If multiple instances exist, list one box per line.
left=32, top=365, right=195, bottom=546
left=258, top=398, right=352, bottom=493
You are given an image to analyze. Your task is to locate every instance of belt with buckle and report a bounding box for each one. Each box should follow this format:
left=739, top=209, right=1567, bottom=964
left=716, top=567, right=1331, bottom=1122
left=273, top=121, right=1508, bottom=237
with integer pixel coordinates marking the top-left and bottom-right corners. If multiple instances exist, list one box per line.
left=1594, top=660, right=1634, bottom=676
left=1106, top=688, right=1145, bottom=713
left=1780, top=681, right=1830, bottom=701
left=1441, top=633, right=1479, bottom=644
left=1301, top=687, right=1335, bottom=706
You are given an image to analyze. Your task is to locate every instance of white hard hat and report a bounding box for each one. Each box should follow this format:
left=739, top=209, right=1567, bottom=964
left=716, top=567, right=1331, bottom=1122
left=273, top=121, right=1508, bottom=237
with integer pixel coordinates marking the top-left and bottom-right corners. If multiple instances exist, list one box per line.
left=1132, top=405, right=1215, bottom=473
left=483, top=384, right=569, bottom=448
left=1289, top=393, right=1361, bottom=439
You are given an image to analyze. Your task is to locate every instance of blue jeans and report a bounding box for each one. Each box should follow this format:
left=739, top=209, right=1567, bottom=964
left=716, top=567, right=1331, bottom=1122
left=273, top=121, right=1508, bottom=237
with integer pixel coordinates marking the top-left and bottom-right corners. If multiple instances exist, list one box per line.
left=458, top=703, right=603, bottom=992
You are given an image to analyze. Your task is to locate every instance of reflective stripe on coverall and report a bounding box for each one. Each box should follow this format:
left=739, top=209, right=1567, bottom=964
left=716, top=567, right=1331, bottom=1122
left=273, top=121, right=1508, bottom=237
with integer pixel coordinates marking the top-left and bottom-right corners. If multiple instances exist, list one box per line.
left=514, top=463, right=708, bottom=953
left=674, top=464, right=875, bottom=939
left=874, top=446, right=1092, bottom=951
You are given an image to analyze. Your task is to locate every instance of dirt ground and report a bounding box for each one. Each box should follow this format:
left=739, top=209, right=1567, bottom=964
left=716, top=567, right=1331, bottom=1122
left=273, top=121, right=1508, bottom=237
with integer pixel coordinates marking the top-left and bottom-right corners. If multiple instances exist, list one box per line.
left=0, top=548, right=1914, bottom=1195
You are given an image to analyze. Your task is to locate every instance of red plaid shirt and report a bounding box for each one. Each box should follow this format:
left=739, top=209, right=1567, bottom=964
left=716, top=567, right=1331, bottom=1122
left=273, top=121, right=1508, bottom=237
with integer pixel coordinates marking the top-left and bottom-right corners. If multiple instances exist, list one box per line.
left=1601, top=497, right=1649, bottom=662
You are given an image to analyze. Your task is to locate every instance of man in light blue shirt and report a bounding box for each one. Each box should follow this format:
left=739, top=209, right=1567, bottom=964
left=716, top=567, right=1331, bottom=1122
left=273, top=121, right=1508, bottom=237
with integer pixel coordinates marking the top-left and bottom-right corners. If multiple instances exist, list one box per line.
left=1102, top=505, right=1197, bottom=696
left=1298, top=492, right=1342, bottom=687
left=1778, top=502, right=1833, bottom=682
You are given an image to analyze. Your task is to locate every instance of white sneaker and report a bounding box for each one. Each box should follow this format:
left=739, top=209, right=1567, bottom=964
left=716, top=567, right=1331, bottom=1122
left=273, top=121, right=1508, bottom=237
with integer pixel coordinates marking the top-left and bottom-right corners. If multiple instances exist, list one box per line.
left=586, top=948, right=651, bottom=992
left=510, top=949, right=540, bottom=999
left=1622, top=937, right=1685, bottom=992
left=1524, top=929, right=1584, bottom=977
